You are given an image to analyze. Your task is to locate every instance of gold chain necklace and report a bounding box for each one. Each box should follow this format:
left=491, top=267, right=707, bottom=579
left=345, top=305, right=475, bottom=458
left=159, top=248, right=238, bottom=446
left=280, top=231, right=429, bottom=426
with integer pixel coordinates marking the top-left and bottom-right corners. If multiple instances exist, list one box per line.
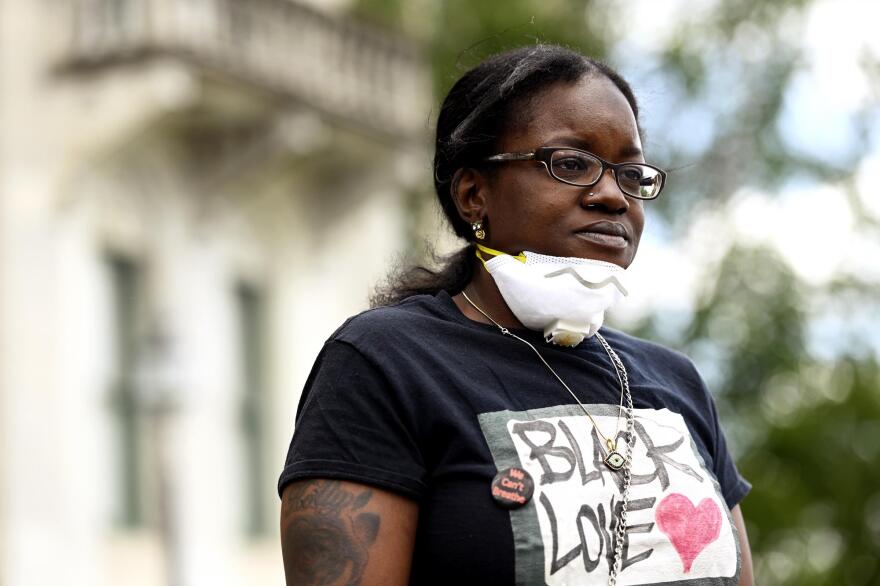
left=460, top=289, right=635, bottom=585
left=461, top=289, right=628, bottom=468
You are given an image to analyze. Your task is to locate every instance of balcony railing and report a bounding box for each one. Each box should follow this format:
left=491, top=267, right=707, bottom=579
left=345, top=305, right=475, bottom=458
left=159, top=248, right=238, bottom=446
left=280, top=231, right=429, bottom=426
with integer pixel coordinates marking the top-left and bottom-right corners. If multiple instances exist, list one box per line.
left=63, top=0, right=429, bottom=139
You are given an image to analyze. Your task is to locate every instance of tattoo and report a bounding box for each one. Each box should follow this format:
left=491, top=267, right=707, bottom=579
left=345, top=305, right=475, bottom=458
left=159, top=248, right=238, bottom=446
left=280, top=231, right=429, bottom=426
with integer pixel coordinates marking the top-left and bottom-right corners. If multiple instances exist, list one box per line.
left=282, top=480, right=381, bottom=586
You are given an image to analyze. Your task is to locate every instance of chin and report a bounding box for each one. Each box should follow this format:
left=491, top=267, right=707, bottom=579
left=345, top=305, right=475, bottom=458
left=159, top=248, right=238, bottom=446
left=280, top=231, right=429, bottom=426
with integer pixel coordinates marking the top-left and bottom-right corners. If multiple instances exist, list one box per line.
left=566, top=243, right=635, bottom=268
left=511, top=241, right=636, bottom=268
left=596, top=255, right=632, bottom=269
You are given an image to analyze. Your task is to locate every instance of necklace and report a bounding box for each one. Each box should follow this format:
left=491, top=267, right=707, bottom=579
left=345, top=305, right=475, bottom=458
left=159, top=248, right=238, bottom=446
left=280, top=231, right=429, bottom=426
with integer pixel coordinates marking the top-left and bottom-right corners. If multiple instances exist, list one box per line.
left=461, top=290, right=629, bottom=466
left=461, top=289, right=634, bottom=586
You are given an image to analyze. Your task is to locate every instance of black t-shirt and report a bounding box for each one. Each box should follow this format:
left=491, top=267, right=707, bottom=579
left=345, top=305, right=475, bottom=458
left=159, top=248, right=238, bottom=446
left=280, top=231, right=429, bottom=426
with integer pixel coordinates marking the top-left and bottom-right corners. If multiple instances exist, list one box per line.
left=278, top=292, right=751, bottom=585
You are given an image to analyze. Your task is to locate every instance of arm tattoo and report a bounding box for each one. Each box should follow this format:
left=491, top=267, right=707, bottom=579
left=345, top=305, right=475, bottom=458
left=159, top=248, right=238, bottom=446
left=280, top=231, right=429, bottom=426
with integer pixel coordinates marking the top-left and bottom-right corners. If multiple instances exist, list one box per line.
left=282, top=480, right=381, bottom=586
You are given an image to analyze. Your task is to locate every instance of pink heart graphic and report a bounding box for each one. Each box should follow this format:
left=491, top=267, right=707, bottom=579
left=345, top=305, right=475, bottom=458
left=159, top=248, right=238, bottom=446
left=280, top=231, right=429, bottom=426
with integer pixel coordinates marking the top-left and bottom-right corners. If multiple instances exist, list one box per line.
left=656, top=493, right=722, bottom=573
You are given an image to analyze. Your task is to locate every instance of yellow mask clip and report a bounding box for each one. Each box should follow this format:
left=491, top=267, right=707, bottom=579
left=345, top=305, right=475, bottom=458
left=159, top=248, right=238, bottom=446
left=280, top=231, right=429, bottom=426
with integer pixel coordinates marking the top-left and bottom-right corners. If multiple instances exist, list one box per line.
left=475, top=243, right=527, bottom=265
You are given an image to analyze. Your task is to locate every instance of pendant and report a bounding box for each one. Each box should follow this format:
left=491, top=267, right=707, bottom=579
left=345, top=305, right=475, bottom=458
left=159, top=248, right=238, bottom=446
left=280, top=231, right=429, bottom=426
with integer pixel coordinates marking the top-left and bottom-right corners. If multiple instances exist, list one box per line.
left=603, top=451, right=626, bottom=471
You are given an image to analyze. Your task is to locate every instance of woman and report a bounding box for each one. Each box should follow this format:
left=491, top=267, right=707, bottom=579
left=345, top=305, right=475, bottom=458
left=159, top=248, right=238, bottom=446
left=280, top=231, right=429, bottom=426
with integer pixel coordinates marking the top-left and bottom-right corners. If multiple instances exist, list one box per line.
left=278, top=45, right=754, bottom=586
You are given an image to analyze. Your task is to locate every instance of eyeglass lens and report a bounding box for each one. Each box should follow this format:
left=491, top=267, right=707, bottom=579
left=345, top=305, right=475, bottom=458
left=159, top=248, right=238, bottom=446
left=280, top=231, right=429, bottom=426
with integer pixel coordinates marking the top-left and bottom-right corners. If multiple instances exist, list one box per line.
left=549, top=149, right=663, bottom=199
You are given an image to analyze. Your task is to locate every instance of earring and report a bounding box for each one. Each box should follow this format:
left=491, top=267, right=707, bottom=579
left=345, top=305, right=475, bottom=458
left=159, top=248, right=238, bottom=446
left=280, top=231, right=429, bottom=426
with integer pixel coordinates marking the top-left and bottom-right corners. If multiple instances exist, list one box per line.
left=471, top=220, right=486, bottom=240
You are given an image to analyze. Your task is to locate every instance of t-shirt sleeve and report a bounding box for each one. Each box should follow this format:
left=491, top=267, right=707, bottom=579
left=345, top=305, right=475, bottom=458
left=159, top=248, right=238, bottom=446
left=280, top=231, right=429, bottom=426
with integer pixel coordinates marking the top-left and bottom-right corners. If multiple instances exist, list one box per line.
left=277, top=339, right=427, bottom=500
left=705, top=383, right=751, bottom=510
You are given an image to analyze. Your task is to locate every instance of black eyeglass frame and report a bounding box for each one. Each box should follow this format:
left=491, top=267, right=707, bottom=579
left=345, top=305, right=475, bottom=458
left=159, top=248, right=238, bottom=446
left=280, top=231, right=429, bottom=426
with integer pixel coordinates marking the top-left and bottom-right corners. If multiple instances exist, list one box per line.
left=483, top=146, right=667, bottom=200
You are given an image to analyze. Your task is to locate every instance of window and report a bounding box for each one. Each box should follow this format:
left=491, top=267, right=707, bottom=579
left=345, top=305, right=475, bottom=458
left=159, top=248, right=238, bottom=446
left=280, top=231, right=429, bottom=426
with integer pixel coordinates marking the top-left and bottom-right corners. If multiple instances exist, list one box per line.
left=75, top=0, right=139, bottom=48
left=107, top=255, right=147, bottom=528
left=236, top=283, right=268, bottom=536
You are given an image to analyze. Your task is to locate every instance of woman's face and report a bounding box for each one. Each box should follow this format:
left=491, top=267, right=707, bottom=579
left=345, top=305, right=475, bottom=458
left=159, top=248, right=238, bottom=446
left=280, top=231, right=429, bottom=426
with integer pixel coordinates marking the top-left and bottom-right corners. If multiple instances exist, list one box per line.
left=480, top=75, right=646, bottom=268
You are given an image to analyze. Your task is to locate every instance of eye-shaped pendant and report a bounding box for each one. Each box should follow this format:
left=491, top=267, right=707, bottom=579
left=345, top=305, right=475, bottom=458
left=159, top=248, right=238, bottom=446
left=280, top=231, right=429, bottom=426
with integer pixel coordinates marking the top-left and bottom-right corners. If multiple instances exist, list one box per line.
left=604, top=451, right=626, bottom=471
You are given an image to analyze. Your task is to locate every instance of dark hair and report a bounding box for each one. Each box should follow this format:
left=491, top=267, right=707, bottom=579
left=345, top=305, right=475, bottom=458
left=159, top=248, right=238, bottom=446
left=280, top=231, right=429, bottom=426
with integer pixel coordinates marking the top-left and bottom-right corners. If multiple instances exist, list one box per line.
left=370, top=45, right=640, bottom=307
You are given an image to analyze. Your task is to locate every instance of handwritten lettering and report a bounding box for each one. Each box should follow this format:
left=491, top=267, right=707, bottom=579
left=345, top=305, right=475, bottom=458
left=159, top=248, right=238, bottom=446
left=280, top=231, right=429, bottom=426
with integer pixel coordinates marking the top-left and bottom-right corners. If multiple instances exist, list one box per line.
left=632, top=421, right=703, bottom=490
left=540, top=492, right=656, bottom=575
left=510, top=415, right=706, bottom=578
left=513, top=417, right=705, bottom=491
left=511, top=420, right=577, bottom=484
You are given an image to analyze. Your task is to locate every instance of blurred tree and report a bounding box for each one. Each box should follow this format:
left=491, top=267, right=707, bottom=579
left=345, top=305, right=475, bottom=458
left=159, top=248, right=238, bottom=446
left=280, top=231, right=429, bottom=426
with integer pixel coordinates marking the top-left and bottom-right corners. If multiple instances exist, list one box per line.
left=350, top=0, right=880, bottom=583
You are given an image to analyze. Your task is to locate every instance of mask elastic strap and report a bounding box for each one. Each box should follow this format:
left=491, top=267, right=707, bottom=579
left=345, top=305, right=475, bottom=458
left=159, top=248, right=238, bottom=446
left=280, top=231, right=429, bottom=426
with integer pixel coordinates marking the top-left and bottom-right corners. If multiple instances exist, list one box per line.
left=474, top=243, right=527, bottom=265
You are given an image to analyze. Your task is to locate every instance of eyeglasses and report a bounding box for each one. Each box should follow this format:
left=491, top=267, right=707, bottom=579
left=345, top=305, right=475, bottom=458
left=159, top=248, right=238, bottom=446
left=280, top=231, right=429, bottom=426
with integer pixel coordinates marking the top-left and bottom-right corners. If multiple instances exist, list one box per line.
left=483, top=146, right=667, bottom=200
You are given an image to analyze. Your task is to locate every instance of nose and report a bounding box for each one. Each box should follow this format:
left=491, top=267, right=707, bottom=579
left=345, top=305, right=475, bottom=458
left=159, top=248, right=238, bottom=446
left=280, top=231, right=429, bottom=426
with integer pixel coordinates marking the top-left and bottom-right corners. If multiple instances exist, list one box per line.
left=581, top=168, right=629, bottom=214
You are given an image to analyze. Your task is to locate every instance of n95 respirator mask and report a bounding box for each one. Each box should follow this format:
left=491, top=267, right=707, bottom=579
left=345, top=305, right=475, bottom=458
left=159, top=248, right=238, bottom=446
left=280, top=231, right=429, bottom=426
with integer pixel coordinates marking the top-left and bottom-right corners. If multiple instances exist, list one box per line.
left=477, top=244, right=628, bottom=347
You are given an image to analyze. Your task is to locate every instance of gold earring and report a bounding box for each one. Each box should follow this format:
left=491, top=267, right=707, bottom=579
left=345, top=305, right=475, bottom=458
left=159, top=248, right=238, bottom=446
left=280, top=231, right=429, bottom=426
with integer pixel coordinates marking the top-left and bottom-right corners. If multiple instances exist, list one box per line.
left=472, top=220, right=486, bottom=241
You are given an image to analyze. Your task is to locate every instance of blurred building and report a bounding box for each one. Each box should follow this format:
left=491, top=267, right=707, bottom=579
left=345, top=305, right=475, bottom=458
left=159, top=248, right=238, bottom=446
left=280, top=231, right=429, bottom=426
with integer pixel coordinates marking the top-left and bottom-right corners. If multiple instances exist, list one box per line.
left=0, top=1, right=430, bottom=584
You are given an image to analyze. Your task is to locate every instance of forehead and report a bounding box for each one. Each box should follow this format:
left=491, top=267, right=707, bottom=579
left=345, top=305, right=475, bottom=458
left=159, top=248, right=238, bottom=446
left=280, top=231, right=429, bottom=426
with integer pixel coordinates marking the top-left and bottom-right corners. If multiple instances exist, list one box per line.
left=501, top=75, right=642, bottom=159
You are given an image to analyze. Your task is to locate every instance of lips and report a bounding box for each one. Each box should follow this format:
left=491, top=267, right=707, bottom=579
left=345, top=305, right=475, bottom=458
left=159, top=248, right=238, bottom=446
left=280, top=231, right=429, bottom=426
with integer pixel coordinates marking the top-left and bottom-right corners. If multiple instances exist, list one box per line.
left=575, top=221, right=629, bottom=240
left=573, top=221, right=630, bottom=250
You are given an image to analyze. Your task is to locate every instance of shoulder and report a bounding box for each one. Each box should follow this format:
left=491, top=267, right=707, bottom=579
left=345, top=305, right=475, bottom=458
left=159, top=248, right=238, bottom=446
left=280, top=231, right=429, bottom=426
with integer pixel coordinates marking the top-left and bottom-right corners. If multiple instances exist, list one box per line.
left=293, top=295, right=454, bottom=428
left=599, top=327, right=706, bottom=391
left=600, top=327, right=696, bottom=368
left=328, top=293, right=461, bottom=351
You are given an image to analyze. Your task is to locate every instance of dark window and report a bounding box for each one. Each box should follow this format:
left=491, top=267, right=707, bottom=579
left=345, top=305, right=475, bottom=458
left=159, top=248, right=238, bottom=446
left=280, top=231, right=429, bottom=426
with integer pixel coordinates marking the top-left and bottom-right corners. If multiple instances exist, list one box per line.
left=107, top=255, right=146, bottom=528
left=237, top=283, right=268, bottom=536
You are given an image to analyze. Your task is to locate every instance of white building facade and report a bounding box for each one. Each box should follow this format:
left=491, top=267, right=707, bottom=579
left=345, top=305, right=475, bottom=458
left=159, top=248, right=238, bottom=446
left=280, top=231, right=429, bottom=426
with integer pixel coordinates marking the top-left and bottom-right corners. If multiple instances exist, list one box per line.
left=0, top=1, right=430, bottom=584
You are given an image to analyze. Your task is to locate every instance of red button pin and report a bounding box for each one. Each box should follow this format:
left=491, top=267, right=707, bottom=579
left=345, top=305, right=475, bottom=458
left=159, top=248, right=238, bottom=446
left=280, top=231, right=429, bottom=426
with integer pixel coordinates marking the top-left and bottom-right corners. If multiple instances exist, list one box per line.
left=491, top=466, right=534, bottom=509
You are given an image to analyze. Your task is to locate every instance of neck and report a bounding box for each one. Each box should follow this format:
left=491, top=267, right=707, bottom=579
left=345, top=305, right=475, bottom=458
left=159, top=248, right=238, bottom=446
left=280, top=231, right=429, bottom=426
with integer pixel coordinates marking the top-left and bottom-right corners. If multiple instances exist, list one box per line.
left=453, top=260, right=524, bottom=329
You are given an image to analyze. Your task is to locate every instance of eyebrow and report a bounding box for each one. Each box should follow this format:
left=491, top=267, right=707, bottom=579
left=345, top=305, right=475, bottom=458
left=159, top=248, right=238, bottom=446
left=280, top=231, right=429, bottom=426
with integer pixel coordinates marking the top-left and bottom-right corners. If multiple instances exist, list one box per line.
left=544, top=135, right=643, bottom=159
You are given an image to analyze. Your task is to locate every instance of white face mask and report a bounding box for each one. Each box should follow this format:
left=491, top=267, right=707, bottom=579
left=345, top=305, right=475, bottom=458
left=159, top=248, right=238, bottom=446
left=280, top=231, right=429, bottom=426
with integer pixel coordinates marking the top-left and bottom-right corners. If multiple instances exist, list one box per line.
left=477, top=244, right=628, bottom=347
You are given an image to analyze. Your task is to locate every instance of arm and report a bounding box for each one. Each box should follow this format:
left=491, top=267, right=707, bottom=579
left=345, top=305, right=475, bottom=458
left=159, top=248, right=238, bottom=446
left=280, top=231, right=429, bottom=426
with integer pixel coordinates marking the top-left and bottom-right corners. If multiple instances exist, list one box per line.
left=731, top=504, right=754, bottom=586
left=280, top=479, right=419, bottom=586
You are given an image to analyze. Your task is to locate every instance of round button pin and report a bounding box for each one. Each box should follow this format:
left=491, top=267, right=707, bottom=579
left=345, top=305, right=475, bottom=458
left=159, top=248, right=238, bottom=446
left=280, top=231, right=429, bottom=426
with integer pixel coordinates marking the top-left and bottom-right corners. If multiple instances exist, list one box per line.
left=491, top=466, right=534, bottom=509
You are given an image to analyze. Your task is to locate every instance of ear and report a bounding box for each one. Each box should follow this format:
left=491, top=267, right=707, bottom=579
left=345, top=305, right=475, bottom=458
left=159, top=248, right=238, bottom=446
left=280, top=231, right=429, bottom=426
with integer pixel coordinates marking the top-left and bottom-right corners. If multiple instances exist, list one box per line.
left=450, top=168, right=491, bottom=225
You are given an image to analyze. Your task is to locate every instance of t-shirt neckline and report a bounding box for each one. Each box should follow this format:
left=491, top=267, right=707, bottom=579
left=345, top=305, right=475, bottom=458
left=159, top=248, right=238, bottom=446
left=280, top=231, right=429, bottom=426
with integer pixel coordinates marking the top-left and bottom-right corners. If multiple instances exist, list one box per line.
left=432, top=289, right=601, bottom=350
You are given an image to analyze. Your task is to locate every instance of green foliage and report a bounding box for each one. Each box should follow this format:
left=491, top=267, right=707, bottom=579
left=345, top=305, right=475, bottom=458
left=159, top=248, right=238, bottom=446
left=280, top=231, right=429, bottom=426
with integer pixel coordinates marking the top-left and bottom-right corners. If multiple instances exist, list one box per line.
left=684, top=247, right=808, bottom=402
left=739, top=356, right=880, bottom=585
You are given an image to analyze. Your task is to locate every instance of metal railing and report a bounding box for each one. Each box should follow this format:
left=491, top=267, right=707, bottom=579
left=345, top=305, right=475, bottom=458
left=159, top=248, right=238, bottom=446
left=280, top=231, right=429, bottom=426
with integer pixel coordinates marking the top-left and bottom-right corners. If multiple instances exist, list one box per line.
left=64, top=0, right=429, bottom=139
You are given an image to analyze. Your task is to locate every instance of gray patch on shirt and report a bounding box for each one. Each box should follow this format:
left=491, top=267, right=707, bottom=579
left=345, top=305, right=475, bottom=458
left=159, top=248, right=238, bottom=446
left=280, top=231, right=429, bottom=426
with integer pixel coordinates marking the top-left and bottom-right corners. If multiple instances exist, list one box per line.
left=478, top=403, right=740, bottom=586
